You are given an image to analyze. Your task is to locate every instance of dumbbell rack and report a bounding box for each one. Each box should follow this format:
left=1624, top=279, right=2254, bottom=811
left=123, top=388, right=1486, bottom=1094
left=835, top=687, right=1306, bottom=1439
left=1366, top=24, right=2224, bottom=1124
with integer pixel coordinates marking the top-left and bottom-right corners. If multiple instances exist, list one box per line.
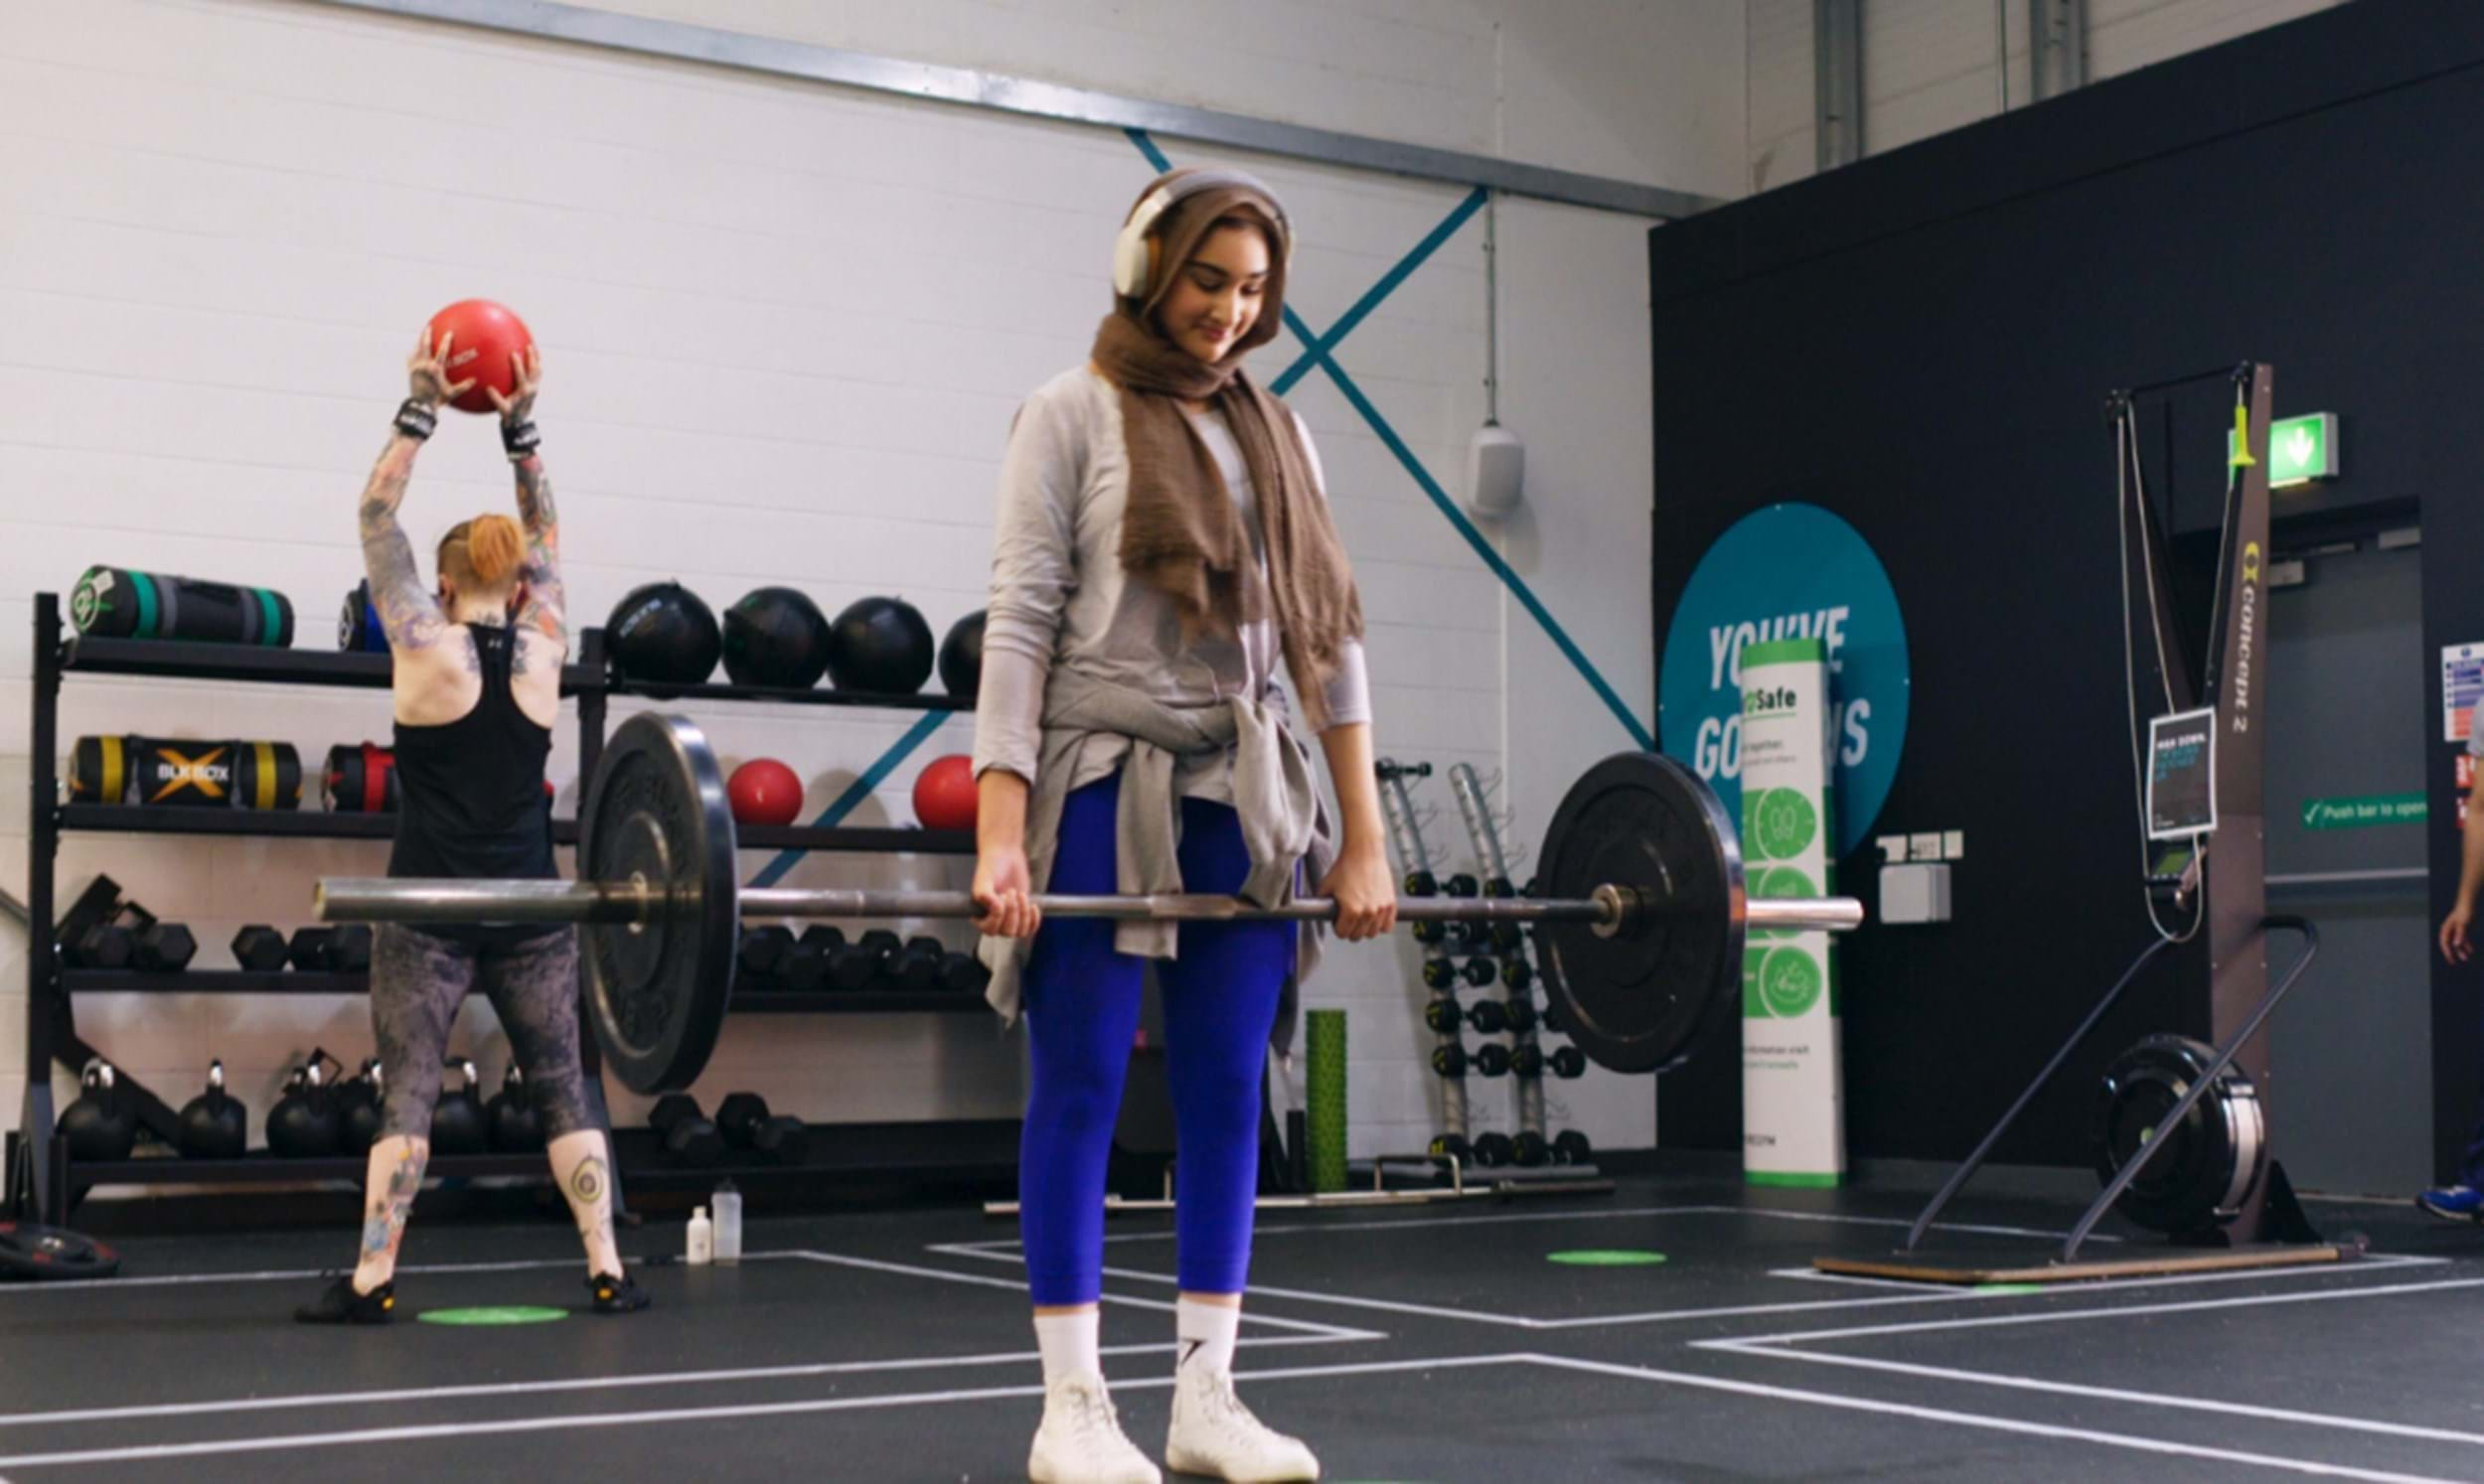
left=13, top=591, right=1009, bottom=1223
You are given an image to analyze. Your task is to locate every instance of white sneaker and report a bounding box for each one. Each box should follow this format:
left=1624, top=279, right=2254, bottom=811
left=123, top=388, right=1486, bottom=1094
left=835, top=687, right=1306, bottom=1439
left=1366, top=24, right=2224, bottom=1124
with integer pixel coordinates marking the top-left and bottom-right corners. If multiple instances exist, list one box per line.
left=1164, top=1365, right=1320, bottom=1482
left=1028, top=1372, right=1161, bottom=1484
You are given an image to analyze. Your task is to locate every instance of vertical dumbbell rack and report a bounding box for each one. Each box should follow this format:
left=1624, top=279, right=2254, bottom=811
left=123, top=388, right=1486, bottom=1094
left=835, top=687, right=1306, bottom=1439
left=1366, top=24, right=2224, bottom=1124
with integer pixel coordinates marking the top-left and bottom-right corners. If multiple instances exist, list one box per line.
left=12, top=591, right=1017, bottom=1224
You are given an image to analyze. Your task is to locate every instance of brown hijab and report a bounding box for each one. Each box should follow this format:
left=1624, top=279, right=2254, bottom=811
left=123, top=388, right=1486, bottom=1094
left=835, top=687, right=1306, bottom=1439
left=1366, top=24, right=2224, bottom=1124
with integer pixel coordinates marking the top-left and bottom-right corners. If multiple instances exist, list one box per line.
left=1090, top=169, right=1364, bottom=729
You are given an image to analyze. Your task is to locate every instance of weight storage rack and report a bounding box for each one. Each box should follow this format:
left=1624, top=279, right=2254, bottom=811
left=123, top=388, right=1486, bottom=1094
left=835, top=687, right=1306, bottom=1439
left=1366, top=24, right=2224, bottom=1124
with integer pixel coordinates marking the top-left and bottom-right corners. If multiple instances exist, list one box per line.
left=11, top=592, right=1012, bottom=1222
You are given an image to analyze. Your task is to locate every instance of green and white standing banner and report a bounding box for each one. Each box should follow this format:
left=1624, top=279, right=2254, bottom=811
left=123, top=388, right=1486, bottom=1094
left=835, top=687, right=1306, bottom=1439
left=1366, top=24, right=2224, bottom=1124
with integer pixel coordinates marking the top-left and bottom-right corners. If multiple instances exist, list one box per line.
left=1738, top=638, right=1845, bottom=1187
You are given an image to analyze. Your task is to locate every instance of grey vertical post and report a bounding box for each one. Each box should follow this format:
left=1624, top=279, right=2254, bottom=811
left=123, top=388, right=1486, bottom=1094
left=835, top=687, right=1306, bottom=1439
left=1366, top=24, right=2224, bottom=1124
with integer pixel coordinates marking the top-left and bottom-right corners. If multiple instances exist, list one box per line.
left=2030, top=0, right=2087, bottom=101
left=1814, top=0, right=1864, bottom=170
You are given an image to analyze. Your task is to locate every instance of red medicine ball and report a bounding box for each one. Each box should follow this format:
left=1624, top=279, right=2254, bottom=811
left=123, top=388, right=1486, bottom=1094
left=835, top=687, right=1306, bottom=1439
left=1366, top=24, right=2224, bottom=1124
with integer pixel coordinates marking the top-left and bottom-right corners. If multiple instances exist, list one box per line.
left=728, top=759, right=803, bottom=827
left=425, top=299, right=535, bottom=415
left=912, top=755, right=978, bottom=831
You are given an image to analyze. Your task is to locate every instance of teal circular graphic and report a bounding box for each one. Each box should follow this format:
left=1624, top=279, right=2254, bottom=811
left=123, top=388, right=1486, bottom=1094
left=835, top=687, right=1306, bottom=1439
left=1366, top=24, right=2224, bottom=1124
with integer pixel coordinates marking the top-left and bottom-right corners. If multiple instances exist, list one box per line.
left=1659, top=505, right=1910, bottom=857
left=1750, top=789, right=1818, bottom=861
left=1759, top=946, right=1824, bottom=1019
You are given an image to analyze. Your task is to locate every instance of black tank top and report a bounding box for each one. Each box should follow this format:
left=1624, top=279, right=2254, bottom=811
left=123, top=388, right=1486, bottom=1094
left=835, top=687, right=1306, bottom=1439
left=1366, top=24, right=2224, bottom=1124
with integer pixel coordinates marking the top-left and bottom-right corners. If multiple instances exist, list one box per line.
left=389, top=624, right=558, bottom=945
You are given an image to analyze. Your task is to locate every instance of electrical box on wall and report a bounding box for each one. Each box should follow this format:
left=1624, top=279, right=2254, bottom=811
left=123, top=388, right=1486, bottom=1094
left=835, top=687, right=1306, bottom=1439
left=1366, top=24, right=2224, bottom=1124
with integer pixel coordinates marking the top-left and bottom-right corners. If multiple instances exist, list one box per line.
left=1880, top=862, right=1952, bottom=925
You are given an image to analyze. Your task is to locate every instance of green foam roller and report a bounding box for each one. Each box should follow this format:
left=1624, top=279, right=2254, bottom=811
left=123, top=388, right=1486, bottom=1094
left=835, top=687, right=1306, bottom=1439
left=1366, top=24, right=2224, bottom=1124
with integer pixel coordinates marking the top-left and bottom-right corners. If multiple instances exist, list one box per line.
left=1305, top=1008, right=1347, bottom=1194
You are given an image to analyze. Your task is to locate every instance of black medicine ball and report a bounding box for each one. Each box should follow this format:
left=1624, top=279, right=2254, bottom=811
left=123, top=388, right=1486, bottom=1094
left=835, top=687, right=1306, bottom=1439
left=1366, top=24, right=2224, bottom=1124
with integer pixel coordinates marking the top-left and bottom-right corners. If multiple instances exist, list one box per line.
left=827, top=596, right=935, bottom=695
left=723, top=586, right=833, bottom=688
left=607, top=582, right=721, bottom=686
left=938, top=611, right=986, bottom=699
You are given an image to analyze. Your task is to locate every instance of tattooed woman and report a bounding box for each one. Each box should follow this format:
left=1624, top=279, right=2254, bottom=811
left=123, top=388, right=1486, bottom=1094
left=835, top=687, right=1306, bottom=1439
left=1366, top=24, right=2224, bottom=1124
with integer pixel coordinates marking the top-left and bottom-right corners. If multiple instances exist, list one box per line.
left=297, top=330, right=648, bottom=1323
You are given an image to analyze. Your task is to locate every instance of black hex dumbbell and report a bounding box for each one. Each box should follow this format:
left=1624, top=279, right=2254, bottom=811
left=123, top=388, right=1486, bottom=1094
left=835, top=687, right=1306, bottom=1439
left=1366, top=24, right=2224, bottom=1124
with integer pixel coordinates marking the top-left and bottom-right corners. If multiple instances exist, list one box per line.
left=1430, top=1043, right=1469, bottom=1079
left=1466, top=999, right=1508, bottom=1035
left=1499, top=957, right=1533, bottom=991
left=738, top=925, right=797, bottom=987
left=940, top=951, right=990, bottom=993
left=831, top=930, right=901, bottom=990
left=1547, top=1045, right=1588, bottom=1080
left=1402, top=870, right=1439, bottom=898
left=286, top=927, right=336, bottom=971
left=1473, top=1044, right=1512, bottom=1079
left=72, top=924, right=136, bottom=970
left=233, top=924, right=289, bottom=971
left=1502, top=996, right=1536, bottom=1034
left=327, top=925, right=373, bottom=973
left=1511, top=1129, right=1550, bottom=1167
left=651, top=1094, right=724, bottom=1167
left=1424, top=999, right=1464, bottom=1036
left=1552, top=1129, right=1595, bottom=1165
left=133, top=922, right=198, bottom=972
left=1423, top=958, right=1494, bottom=991
left=1444, top=873, right=1479, bottom=898
left=785, top=927, right=847, bottom=993
left=1471, top=1131, right=1515, bottom=1168
left=891, top=937, right=946, bottom=991
left=715, top=1092, right=811, bottom=1165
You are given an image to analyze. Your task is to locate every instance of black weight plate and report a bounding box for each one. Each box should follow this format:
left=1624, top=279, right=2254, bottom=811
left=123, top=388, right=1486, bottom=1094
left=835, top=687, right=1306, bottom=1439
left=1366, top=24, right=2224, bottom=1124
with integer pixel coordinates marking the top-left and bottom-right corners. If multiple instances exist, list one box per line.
left=2095, top=1034, right=2261, bottom=1235
left=581, top=713, right=739, bottom=1095
left=1534, top=751, right=1742, bottom=1075
left=0, top=1223, right=121, bottom=1281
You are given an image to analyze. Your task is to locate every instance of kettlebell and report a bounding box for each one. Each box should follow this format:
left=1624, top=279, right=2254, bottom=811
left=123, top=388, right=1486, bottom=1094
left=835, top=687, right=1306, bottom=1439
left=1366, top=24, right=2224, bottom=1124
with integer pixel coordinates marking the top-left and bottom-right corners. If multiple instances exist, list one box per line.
left=60, top=1059, right=138, bottom=1162
left=337, top=1059, right=386, bottom=1150
left=429, top=1057, right=487, bottom=1155
left=486, top=1063, right=543, bottom=1152
left=176, top=1059, right=247, bottom=1160
left=267, top=1054, right=344, bottom=1158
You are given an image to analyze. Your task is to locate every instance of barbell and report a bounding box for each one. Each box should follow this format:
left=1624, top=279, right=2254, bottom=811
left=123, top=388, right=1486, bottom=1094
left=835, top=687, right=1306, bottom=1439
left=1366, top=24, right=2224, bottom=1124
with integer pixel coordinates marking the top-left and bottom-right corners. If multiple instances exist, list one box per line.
left=315, top=713, right=1863, bottom=1094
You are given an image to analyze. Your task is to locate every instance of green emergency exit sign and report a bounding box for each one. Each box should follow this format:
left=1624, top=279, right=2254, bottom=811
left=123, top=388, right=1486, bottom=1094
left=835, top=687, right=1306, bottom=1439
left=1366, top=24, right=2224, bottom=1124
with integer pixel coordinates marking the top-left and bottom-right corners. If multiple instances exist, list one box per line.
left=2233, top=413, right=2340, bottom=488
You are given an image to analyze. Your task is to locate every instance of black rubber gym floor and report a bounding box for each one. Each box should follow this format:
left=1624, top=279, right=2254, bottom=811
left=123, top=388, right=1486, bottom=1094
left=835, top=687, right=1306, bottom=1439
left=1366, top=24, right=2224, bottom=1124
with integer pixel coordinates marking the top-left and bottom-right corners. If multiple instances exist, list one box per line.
left=4, top=1168, right=2480, bottom=1482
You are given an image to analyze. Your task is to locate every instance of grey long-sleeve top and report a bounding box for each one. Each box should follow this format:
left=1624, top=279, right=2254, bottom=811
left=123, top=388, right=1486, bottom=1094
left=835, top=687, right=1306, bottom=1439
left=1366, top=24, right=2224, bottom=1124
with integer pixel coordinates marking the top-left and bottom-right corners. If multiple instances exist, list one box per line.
left=970, top=364, right=1372, bottom=799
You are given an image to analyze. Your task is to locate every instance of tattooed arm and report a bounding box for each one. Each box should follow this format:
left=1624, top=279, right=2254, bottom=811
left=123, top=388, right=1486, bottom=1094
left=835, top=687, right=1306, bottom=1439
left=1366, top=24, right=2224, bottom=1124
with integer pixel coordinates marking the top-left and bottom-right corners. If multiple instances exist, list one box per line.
left=360, top=328, right=474, bottom=656
left=492, top=350, right=566, bottom=666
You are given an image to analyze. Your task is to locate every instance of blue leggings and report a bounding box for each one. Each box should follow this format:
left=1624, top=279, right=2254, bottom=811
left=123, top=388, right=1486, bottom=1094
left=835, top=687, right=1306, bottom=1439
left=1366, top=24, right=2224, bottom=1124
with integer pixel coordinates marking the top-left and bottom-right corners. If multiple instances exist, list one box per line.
left=1020, top=774, right=1295, bottom=1306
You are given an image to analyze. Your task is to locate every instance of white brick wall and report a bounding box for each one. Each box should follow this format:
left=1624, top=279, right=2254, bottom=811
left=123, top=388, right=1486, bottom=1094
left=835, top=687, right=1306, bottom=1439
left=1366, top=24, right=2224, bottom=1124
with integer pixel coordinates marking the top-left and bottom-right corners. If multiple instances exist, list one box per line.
left=1745, top=0, right=2347, bottom=188
left=1, top=0, right=1742, bottom=1167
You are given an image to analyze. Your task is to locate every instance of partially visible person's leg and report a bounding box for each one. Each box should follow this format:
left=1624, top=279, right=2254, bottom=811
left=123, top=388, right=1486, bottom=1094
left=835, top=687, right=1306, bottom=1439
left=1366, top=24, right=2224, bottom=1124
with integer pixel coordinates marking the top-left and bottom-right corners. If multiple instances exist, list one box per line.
left=1020, top=777, right=1158, bottom=1484
left=298, top=925, right=468, bottom=1323
left=1159, top=797, right=1317, bottom=1482
left=478, top=927, right=638, bottom=1306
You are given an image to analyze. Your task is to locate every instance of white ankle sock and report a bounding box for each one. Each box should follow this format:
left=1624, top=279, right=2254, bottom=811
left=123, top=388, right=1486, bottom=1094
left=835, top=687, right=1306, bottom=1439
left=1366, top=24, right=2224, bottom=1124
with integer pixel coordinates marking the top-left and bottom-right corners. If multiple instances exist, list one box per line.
left=1035, top=1308, right=1102, bottom=1384
left=1175, top=1296, right=1240, bottom=1377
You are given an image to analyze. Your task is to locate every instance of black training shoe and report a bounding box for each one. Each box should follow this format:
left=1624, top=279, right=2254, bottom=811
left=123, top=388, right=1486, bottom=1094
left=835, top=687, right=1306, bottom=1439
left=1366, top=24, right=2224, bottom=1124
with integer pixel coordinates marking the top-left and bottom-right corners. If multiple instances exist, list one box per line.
left=295, top=1274, right=395, bottom=1325
left=588, top=1270, right=651, bottom=1314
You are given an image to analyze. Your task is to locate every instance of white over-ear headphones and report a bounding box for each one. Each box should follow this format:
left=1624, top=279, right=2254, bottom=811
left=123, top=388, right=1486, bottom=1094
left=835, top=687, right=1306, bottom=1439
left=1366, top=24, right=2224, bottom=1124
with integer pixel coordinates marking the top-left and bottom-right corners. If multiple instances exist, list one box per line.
left=1111, top=168, right=1294, bottom=299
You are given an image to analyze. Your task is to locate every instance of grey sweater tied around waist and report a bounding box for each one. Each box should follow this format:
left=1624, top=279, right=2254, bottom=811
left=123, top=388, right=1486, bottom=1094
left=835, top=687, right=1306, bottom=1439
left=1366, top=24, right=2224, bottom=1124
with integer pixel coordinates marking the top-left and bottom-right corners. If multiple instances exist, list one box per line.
left=978, top=668, right=1336, bottom=1054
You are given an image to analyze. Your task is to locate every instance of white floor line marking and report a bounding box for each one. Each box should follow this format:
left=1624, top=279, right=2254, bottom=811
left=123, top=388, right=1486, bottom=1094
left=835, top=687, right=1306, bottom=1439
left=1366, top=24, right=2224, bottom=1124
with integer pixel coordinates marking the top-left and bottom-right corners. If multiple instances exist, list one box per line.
left=786, top=1252, right=1382, bottom=1340
left=1772, top=1253, right=2440, bottom=1294
left=1727, top=1274, right=2484, bottom=1347
left=1060, top=1255, right=1993, bottom=1330
left=0, top=1255, right=667, bottom=1294
left=0, top=1355, right=1519, bottom=1470
left=958, top=1203, right=2126, bottom=1248
left=1706, top=1343, right=2484, bottom=1448
left=1519, top=1353, right=2469, bottom=1484
left=0, top=1334, right=1361, bottom=1431
left=924, top=1238, right=2453, bottom=1333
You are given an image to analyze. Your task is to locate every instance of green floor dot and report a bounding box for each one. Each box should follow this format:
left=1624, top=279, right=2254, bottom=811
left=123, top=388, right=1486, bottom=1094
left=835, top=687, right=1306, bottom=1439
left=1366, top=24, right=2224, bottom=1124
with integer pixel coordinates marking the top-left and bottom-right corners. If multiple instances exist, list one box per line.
left=1971, top=1283, right=2048, bottom=1295
left=1546, top=1250, right=1668, bottom=1267
left=416, top=1305, right=569, bottom=1326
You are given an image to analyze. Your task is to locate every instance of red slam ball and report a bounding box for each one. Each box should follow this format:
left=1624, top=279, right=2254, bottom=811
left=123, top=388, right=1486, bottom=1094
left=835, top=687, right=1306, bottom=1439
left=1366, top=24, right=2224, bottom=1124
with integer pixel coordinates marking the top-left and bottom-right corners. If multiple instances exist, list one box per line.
left=912, top=754, right=978, bottom=831
left=728, top=759, right=804, bottom=827
left=425, top=299, right=535, bottom=414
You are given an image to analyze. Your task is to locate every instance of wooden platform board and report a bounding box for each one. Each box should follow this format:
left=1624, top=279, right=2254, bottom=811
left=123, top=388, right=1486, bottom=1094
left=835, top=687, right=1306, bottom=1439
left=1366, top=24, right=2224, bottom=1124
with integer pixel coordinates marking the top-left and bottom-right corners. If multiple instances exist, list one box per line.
left=1814, top=1243, right=2356, bottom=1285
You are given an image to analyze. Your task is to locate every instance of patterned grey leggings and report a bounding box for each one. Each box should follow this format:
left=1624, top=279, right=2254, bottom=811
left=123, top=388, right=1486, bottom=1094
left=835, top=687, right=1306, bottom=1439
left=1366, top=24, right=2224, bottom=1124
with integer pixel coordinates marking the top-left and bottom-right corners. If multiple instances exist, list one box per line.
left=371, top=924, right=597, bottom=1141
